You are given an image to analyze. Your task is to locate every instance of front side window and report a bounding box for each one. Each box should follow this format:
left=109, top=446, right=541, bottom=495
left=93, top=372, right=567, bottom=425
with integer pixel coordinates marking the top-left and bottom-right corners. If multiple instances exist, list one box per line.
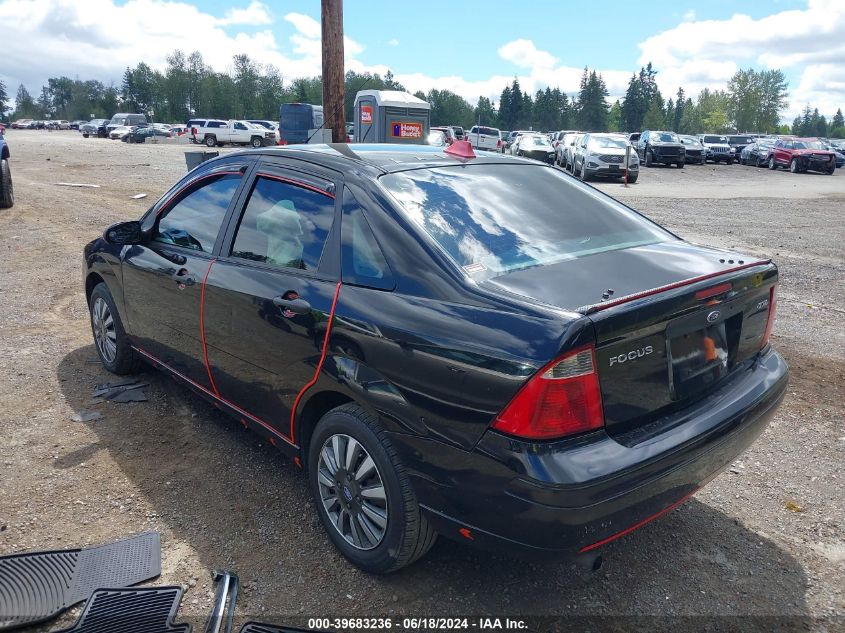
left=153, top=174, right=242, bottom=252
left=230, top=176, right=335, bottom=271
left=380, top=164, right=673, bottom=280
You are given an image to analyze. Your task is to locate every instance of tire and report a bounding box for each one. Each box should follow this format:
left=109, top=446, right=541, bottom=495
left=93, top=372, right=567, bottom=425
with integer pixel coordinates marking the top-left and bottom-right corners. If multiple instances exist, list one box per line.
left=0, top=159, right=14, bottom=209
left=82, top=133, right=89, bottom=138
left=204, top=135, right=216, bottom=147
left=580, top=160, right=588, bottom=181
left=308, top=403, right=437, bottom=573
left=769, top=156, right=777, bottom=170
left=790, top=158, right=799, bottom=173
left=88, top=283, right=142, bottom=375
left=251, top=136, right=263, bottom=148
left=826, top=163, right=835, bottom=175
left=676, top=161, right=684, bottom=169
left=627, top=173, right=638, bottom=184
left=645, top=149, right=653, bottom=167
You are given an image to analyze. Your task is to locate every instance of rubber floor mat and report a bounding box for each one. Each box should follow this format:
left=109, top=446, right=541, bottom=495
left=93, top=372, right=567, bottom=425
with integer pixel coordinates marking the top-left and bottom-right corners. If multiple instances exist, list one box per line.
left=55, top=586, right=190, bottom=633
left=0, top=532, right=160, bottom=631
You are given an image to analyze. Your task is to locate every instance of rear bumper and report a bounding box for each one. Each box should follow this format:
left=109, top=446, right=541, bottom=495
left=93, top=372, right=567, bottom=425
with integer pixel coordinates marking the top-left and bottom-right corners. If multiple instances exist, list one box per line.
left=396, top=347, right=788, bottom=558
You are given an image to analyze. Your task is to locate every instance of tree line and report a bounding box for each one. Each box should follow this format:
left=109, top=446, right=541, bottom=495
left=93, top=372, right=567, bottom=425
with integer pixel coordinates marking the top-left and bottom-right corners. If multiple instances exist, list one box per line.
left=2, top=51, right=843, bottom=138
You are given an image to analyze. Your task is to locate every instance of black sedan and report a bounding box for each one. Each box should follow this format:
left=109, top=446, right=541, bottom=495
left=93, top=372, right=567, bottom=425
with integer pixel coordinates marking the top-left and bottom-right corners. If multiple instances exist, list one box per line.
left=84, top=143, right=788, bottom=572
left=740, top=139, right=775, bottom=166
left=513, top=134, right=556, bottom=163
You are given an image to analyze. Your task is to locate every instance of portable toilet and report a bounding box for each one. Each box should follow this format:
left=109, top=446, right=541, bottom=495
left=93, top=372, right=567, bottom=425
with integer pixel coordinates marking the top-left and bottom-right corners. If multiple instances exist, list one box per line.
left=354, top=90, right=431, bottom=144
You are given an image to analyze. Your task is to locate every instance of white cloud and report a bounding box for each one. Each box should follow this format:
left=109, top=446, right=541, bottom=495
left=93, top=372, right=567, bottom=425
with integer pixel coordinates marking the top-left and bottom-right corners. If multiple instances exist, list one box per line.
left=682, top=9, right=696, bottom=22
left=216, top=1, right=272, bottom=26
left=637, top=0, right=845, bottom=117
left=283, top=12, right=321, bottom=39
left=498, top=39, right=557, bottom=69
left=387, top=38, right=399, bottom=46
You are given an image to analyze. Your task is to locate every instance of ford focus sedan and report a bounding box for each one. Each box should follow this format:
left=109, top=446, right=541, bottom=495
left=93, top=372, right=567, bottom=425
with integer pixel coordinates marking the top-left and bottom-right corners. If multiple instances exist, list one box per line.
left=84, top=143, right=788, bottom=573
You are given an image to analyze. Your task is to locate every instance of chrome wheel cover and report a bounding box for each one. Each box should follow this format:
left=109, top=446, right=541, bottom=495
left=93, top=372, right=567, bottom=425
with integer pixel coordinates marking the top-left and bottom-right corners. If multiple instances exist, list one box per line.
left=317, top=433, right=388, bottom=550
left=91, top=297, right=117, bottom=363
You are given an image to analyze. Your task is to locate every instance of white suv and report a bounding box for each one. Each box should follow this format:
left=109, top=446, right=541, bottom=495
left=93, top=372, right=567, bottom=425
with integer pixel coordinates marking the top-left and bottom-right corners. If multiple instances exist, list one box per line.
left=468, top=125, right=502, bottom=152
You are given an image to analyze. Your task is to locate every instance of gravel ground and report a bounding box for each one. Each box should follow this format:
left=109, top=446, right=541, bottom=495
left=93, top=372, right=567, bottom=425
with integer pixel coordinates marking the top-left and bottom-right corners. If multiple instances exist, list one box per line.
left=0, top=131, right=843, bottom=632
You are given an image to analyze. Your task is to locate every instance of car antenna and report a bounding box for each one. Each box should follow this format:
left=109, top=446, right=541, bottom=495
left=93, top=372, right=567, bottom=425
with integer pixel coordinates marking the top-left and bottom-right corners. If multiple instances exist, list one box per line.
left=306, top=75, right=375, bottom=144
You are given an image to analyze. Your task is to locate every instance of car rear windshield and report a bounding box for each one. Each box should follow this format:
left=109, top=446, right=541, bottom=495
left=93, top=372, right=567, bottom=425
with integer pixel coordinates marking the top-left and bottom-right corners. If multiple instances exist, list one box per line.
left=474, top=127, right=499, bottom=136
left=728, top=136, right=754, bottom=143
left=380, top=165, right=673, bottom=279
left=703, top=135, right=727, bottom=143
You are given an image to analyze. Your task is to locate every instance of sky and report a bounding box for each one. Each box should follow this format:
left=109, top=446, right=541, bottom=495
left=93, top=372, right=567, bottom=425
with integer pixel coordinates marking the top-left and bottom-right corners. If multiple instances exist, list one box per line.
left=1, top=0, right=843, bottom=122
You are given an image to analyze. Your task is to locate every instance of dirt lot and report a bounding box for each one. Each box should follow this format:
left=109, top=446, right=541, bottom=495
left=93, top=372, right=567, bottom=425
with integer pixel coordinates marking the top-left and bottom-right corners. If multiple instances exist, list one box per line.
left=1, top=130, right=843, bottom=631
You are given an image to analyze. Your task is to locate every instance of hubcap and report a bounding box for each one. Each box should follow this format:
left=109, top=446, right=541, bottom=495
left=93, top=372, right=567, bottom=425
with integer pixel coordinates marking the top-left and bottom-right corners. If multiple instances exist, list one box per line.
left=91, top=297, right=117, bottom=363
left=317, top=433, right=388, bottom=550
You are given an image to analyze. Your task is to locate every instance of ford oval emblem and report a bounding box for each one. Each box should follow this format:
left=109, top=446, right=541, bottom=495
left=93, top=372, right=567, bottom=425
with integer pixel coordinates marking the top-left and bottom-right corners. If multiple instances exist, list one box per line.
left=707, top=310, right=721, bottom=323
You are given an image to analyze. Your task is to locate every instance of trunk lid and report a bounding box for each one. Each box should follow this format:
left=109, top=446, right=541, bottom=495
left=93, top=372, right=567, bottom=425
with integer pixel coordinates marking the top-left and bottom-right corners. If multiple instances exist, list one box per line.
left=483, top=241, right=777, bottom=436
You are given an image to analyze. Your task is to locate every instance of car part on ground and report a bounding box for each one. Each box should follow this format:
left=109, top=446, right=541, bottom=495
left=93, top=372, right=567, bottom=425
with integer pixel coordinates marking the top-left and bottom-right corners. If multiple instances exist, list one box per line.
left=204, top=570, right=238, bottom=633
left=54, top=586, right=191, bottom=633
left=92, top=379, right=149, bottom=402
left=0, top=532, right=161, bottom=631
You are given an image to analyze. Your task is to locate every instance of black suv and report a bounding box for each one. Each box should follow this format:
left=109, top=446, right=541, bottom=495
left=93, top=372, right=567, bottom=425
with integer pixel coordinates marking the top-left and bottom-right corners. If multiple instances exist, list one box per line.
left=637, top=130, right=686, bottom=168
left=727, top=135, right=756, bottom=164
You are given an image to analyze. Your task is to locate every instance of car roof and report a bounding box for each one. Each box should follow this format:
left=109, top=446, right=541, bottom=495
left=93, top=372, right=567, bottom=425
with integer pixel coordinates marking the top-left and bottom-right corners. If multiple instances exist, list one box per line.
left=211, top=143, right=538, bottom=175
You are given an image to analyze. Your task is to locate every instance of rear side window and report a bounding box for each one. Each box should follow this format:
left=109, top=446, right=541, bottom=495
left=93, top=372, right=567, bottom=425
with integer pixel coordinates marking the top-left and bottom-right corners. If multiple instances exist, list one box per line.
left=340, top=188, right=394, bottom=290
left=380, top=164, right=674, bottom=280
left=153, top=174, right=242, bottom=252
left=230, top=176, right=335, bottom=271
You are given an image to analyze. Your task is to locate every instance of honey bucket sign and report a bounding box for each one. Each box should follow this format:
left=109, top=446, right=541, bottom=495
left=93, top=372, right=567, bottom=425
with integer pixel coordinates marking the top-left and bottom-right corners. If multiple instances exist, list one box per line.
left=361, top=105, right=373, bottom=124
left=391, top=122, right=423, bottom=139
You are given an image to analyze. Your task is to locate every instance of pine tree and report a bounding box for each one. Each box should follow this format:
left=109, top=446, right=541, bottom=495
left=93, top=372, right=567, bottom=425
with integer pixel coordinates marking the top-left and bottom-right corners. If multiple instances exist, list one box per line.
left=15, top=84, right=36, bottom=118
left=832, top=108, right=844, bottom=130
left=674, top=87, right=685, bottom=132
left=0, top=79, right=8, bottom=119
left=642, top=99, right=665, bottom=129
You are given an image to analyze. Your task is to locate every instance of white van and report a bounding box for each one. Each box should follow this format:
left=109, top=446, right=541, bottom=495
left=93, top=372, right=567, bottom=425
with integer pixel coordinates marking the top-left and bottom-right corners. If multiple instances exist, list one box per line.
left=468, top=125, right=502, bottom=151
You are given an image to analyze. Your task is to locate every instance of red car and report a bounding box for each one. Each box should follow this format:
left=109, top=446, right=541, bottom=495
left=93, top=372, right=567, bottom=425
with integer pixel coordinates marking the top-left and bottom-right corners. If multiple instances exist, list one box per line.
left=768, top=137, right=836, bottom=174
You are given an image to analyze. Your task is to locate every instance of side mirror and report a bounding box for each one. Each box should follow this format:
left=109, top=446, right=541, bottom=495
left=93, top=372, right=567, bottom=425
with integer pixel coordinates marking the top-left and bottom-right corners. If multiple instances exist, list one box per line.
left=104, top=220, right=143, bottom=245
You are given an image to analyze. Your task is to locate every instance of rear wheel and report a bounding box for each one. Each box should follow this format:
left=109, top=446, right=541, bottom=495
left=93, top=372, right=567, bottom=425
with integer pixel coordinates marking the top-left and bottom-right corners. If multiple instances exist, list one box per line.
left=790, top=158, right=799, bottom=173
left=251, top=136, right=263, bottom=148
left=769, top=156, right=777, bottom=170
left=205, top=135, right=216, bottom=147
left=89, top=283, right=141, bottom=375
left=676, top=161, right=684, bottom=169
left=0, top=159, right=13, bottom=209
left=308, top=404, right=437, bottom=573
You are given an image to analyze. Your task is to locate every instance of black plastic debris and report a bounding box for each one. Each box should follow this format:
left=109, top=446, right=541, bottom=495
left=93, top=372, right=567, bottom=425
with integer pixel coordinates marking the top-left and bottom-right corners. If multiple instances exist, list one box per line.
left=93, top=379, right=148, bottom=403
left=0, top=532, right=161, bottom=631
left=54, top=586, right=190, bottom=633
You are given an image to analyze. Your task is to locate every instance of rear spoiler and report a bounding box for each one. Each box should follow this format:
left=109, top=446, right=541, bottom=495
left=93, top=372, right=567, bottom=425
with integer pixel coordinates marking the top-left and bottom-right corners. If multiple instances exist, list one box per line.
left=576, top=259, right=772, bottom=315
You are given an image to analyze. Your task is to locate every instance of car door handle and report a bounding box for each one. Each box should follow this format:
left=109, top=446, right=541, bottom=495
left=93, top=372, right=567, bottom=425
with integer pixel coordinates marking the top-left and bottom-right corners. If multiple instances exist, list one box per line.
left=172, top=268, right=196, bottom=287
left=273, top=295, right=311, bottom=315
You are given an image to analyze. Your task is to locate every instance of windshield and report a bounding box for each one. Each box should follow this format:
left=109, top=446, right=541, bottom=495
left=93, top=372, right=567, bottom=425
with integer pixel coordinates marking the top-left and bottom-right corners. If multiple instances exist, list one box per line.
left=794, top=140, right=825, bottom=150
left=526, top=136, right=550, bottom=146
left=652, top=132, right=679, bottom=143
left=681, top=137, right=700, bottom=146
left=589, top=136, right=628, bottom=149
left=703, top=135, right=727, bottom=144
left=380, top=165, right=673, bottom=279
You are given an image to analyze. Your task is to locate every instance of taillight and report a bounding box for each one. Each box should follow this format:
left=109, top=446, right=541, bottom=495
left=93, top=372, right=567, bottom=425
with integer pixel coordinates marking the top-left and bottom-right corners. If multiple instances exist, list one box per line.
left=492, top=345, right=604, bottom=440
left=497, top=139, right=502, bottom=148
left=760, top=285, right=777, bottom=348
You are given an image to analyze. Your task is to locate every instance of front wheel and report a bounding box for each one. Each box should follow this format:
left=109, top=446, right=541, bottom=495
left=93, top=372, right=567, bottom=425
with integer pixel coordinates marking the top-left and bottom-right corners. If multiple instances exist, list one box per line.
left=645, top=150, right=653, bottom=167
left=626, top=173, right=638, bottom=184
left=676, top=161, right=684, bottom=169
left=790, top=158, right=799, bottom=173
left=769, top=156, right=777, bottom=170
left=308, top=404, right=437, bottom=573
left=89, top=283, right=141, bottom=374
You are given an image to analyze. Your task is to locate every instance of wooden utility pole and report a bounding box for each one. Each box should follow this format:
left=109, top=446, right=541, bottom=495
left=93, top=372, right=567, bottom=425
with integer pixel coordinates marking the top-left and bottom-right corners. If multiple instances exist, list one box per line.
left=321, top=0, right=346, bottom=143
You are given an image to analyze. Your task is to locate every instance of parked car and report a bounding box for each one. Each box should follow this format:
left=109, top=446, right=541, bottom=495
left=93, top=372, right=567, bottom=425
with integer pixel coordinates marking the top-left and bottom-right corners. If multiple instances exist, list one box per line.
left=106, top=113, right=148, bottom=133
left=726, top=135, right=755, bottom=163
left=0, top=136, right=12, bottom=208
left=819, top=141, right=845, bottom=168
left=109, top=125, right=135, bottom=140
left=768, top=138, right=836, bottom=174
left=467, top=125, right=501, bottom=151
left=740, top=138, right=776, bottom=167
left=450, top=125, right=464, bottom=141
left=637, top=130, right=685, bottom=168
left=556, top=132, right=580, bottom=169
left=627, top=132, right=640, bottom=146
left=512, top=134, right=555, bottom=163
left=11, top=119, right=32, bottom=129
left=196, top=119, right=276, bottom=148
left=127, top=126, right=172, bottom=143
left=426, top=130, right=448, bottom=146
left=430, top=126, right=456, bottom=145
left=549, top=130, right=575, bottom=152
left=698, top=135, right=732, bottom=164
left=70, top=120, right=87, bottom=130
left=679, top=135, right=705, bottom=164
left=572, top=133, right=639, bottom=182
left=84, top=143, right=787, bottom=572
left=80, top=119, right=110, bottom=138
left=168, top=125, right=187, bottom=136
